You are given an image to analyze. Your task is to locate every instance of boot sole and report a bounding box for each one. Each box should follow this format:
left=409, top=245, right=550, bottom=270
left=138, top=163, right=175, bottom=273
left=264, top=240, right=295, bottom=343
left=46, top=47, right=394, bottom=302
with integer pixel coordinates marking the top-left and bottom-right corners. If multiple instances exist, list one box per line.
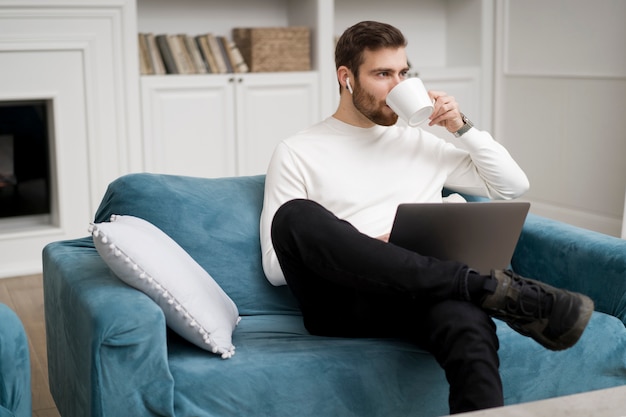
left=510, top=294, right=595, bottom=351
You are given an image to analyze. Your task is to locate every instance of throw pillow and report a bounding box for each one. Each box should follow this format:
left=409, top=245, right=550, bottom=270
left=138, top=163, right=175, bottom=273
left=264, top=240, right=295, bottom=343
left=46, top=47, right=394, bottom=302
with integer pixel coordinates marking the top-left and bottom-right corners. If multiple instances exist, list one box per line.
left=90, top=214, right=240, bottom=358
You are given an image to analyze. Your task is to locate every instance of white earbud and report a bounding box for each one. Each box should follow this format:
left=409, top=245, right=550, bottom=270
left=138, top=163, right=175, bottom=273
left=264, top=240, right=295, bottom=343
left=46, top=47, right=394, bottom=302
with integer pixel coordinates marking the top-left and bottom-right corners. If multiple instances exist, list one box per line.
left=346, top=77, right=353, bottom=94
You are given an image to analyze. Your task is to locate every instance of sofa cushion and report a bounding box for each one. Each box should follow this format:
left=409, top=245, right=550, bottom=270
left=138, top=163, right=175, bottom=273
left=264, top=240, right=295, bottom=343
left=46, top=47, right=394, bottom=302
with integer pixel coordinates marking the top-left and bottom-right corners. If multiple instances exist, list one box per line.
left=93, top=173, right=300, bottom=316
left=167, top=314, right=450, bottom=417
left=161, top=311, right=626, bottom=417
left=90, top=214, right=240, bottom=358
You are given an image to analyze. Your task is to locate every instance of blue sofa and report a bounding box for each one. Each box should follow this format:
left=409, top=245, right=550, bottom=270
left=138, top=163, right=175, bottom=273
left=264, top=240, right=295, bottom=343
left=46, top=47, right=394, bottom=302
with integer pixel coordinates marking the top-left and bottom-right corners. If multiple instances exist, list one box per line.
left=0, top=303, right=31, bottom=417
left=42, top=173, right=626, bottom=417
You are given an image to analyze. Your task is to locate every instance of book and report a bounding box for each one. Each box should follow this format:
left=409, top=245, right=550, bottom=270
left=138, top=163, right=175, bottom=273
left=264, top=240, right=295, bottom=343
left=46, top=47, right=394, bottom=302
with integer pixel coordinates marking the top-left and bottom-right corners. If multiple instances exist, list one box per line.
left=183, top=34, right=208, bottom=74
left=138, top=33, right=153, bottom=75
left=217, top=36, right=234, bottom=73
left=195, top=35, right=218, bottom=74
left=207, top=34, right=229, bottom=74
left=155, top=34, right=178, bottom=74
left=146, top=33, right=166, bottom=75
left=227, top=40, right=249, bottom=73
left=220, top=36, right=238, bottom=73
left=172, top=34, right=196, bottom=74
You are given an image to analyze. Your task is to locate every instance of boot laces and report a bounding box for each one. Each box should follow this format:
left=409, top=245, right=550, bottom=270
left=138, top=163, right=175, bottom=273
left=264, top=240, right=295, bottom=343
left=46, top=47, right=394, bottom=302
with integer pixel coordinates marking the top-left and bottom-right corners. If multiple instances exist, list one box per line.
left=505, top=275, right=554, bottom=319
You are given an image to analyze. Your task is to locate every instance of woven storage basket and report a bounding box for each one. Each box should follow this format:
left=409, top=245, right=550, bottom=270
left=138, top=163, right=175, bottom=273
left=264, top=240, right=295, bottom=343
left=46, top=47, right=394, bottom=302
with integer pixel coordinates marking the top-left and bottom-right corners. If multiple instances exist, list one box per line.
left=232, top=27, right=311, bottom=72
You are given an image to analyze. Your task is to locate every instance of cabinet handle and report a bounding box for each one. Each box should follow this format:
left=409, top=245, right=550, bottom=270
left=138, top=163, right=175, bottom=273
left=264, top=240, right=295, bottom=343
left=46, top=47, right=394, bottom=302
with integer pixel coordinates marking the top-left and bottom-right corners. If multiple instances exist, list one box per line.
left=237, top=78, right=243, bottom=83
left=228, top=77, right=235, bottom=83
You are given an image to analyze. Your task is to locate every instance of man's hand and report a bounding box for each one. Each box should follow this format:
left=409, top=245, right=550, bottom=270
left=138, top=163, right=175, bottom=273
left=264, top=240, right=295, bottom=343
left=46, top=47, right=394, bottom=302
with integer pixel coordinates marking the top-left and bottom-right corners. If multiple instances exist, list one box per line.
left=428, top=91, right=464, bottom=134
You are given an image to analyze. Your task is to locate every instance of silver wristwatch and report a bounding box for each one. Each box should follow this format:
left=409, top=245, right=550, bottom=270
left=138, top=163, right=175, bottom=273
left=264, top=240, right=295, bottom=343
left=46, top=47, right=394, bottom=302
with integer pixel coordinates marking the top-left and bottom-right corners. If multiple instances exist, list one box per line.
left=453, top=113, right=474, bottom=138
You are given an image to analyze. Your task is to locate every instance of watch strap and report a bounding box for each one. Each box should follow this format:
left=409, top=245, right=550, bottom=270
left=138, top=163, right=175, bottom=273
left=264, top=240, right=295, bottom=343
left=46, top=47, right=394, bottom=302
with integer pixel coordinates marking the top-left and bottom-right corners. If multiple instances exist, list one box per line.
left=454, top=113, right=473, bottom=138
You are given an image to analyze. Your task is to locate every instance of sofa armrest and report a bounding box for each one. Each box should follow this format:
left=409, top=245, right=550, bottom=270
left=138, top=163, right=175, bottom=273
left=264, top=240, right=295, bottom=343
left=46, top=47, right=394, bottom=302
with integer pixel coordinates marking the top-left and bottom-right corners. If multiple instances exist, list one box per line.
left=512, top=214, right=626, bottom=325
left=43, top=238, right=176, bottom=417
left=0, top=304, right=31, bottom=417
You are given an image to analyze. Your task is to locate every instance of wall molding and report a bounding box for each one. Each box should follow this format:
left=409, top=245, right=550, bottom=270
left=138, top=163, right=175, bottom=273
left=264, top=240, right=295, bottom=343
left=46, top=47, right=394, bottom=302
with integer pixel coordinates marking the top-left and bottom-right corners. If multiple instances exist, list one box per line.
left=496, top=0, right=626, bottom=80
left=501, top=72, right=626, bottom=81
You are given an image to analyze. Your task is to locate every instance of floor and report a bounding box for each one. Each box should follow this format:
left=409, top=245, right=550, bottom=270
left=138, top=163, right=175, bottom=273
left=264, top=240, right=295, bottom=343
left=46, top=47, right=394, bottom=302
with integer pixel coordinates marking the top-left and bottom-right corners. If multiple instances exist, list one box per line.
left=0, top=274, right=60, bottom=417
left=457, top=385, right=626, bottom=417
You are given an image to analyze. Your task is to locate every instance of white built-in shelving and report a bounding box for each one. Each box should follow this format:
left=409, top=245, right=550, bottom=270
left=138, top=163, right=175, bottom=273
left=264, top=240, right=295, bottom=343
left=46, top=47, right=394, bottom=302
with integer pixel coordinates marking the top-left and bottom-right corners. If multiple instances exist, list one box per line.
left=136, top=0, right=494, bottom=176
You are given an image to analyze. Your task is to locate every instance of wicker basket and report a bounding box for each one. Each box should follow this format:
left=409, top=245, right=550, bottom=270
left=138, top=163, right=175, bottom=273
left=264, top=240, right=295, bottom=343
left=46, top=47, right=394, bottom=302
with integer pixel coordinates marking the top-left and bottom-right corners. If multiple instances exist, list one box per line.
left=232, top=27, right=311, bottom=72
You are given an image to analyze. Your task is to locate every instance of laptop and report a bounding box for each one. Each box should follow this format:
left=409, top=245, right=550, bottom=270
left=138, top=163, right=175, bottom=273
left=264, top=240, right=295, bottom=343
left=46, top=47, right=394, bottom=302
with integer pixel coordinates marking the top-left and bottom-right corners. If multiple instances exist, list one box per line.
left=389, top=201, right=530, bottom=274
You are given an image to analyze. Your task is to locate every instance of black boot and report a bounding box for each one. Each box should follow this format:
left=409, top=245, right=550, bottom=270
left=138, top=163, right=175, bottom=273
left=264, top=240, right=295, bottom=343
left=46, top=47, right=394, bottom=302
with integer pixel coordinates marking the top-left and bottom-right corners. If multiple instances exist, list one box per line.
left=481, top=270, right=594, bottom=351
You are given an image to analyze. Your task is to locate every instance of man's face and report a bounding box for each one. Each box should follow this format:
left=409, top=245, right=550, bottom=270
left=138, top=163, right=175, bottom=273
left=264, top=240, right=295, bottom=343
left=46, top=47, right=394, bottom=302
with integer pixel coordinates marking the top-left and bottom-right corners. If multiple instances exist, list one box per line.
left=352, top=47, right=410, bottom=126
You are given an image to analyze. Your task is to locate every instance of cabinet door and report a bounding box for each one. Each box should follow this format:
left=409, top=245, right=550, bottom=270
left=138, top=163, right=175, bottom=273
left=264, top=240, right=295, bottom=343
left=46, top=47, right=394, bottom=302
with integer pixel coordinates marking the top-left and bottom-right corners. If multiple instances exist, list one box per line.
left=141, top=75, right=236, bottom=178
left=234, top=72, right=320, bottom=176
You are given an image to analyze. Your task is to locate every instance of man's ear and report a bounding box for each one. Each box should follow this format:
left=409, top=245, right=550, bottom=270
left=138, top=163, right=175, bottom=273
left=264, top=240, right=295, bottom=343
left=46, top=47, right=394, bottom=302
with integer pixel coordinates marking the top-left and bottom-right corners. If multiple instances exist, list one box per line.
left=337, top=66, right=353, bottom=93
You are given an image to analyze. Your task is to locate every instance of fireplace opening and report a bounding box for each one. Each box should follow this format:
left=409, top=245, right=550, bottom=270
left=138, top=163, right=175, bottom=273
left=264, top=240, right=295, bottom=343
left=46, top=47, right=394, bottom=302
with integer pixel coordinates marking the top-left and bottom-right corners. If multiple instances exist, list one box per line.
left=0, top=101, right=52, bottom=222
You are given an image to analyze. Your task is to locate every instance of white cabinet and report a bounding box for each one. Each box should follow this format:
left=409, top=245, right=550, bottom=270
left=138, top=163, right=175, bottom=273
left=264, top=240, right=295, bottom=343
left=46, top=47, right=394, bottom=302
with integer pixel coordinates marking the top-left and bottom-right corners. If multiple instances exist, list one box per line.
left=234, top=72, right=319, bottom=176
left=141, top=75, right=236, bottom=178
left=141, top=72, right=319, bottom=177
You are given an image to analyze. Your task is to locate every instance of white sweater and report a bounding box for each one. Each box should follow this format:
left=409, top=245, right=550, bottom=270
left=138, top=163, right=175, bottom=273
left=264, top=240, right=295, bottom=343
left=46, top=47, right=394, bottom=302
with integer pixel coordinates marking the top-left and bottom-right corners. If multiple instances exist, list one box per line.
left=260, top=117, right=529, bottom=286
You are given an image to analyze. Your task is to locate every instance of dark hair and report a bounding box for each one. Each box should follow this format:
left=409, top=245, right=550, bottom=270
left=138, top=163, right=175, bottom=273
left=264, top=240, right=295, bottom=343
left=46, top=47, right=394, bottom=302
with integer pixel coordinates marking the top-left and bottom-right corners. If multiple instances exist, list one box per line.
left=335, top=21, right=407, bottom=78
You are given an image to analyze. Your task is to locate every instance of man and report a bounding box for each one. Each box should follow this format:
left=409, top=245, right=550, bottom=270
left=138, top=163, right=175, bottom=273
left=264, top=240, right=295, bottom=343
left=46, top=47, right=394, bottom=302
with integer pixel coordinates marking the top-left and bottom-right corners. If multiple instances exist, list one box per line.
left=260, top=21, right=593, bottom=414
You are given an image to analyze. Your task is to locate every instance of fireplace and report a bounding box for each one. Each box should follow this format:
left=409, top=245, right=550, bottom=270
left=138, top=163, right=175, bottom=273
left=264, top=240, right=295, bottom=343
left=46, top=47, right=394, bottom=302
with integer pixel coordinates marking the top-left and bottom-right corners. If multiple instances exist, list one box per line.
left=0, top=1, right=142, bottom=278
left=0, top=101, right=52, bottom=223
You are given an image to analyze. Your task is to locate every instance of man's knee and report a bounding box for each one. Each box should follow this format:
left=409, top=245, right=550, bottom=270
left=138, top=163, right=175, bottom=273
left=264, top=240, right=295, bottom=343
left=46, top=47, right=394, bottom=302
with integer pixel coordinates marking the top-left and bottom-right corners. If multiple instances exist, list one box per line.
left=274, top=199, right=317, bottom=224
left=272, top=199, right=332, bottom=236
left=271, top=199, right=323, bottom=247
left=272, top=199, right=313, bottom=236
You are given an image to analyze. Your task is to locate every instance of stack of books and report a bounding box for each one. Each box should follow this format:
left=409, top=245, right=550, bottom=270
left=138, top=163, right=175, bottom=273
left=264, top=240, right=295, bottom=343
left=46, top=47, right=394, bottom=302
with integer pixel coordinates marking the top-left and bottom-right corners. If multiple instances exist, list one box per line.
left=138, top=33, right=249, bottom=75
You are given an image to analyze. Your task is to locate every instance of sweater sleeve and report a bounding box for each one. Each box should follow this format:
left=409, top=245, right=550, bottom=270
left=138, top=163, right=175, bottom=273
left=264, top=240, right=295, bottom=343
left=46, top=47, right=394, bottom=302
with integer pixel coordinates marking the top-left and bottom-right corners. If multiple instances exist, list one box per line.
left=260, top=142, right=305, bottom=286
left=444, top=128, right=530, bottom=200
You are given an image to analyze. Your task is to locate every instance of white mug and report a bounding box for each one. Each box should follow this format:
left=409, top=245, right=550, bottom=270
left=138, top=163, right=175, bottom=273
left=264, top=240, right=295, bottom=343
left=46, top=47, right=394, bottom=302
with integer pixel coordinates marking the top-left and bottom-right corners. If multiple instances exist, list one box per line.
left=386, top=78, right=433, bottom=127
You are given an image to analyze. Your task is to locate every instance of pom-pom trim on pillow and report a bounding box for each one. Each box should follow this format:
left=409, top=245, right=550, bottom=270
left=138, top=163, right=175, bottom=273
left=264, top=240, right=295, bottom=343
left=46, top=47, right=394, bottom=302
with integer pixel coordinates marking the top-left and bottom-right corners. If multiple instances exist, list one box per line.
left=90, top=214, right=240, bottom=359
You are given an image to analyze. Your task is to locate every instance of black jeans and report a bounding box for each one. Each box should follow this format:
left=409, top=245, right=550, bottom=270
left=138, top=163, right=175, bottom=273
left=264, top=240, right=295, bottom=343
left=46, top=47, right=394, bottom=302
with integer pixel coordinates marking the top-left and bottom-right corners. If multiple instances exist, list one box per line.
left=271, top=199, right=504, bottom=414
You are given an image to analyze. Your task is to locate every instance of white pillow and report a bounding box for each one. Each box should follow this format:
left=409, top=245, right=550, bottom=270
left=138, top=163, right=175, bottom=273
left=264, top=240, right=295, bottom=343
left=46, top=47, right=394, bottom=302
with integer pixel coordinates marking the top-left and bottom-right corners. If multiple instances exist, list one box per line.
left=89, top=214, right=240, bottom=359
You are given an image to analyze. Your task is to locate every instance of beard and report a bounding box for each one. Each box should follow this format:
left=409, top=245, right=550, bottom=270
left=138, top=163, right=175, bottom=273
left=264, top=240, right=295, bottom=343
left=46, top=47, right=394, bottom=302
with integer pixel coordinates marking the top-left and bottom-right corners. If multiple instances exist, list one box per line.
left=352, top=83, right=398, bottom=126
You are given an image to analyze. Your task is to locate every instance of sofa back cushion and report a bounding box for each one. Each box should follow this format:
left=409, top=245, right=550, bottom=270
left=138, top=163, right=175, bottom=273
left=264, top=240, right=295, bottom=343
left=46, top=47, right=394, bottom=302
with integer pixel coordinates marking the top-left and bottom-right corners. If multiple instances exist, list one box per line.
left=94, top=173, right=300, bottom=316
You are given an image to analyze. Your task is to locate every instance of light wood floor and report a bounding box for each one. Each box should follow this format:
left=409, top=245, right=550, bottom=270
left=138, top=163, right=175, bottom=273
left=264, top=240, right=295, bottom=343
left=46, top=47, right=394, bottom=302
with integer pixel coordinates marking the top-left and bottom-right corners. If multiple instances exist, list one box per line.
left=0, top=274, right=60, bottom=417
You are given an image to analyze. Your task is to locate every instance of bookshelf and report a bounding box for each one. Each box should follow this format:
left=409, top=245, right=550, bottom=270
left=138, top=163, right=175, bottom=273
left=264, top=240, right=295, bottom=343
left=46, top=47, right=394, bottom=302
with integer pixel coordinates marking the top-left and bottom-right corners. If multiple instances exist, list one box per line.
left=136, top=0, right=493, bottom=176
left=136, top=0, right=328, bottom=177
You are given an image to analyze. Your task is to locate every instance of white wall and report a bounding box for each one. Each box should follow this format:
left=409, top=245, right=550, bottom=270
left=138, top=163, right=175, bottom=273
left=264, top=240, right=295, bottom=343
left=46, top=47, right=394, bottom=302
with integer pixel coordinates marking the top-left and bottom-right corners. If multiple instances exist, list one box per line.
left=494, top=0, right=626, bottom=237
